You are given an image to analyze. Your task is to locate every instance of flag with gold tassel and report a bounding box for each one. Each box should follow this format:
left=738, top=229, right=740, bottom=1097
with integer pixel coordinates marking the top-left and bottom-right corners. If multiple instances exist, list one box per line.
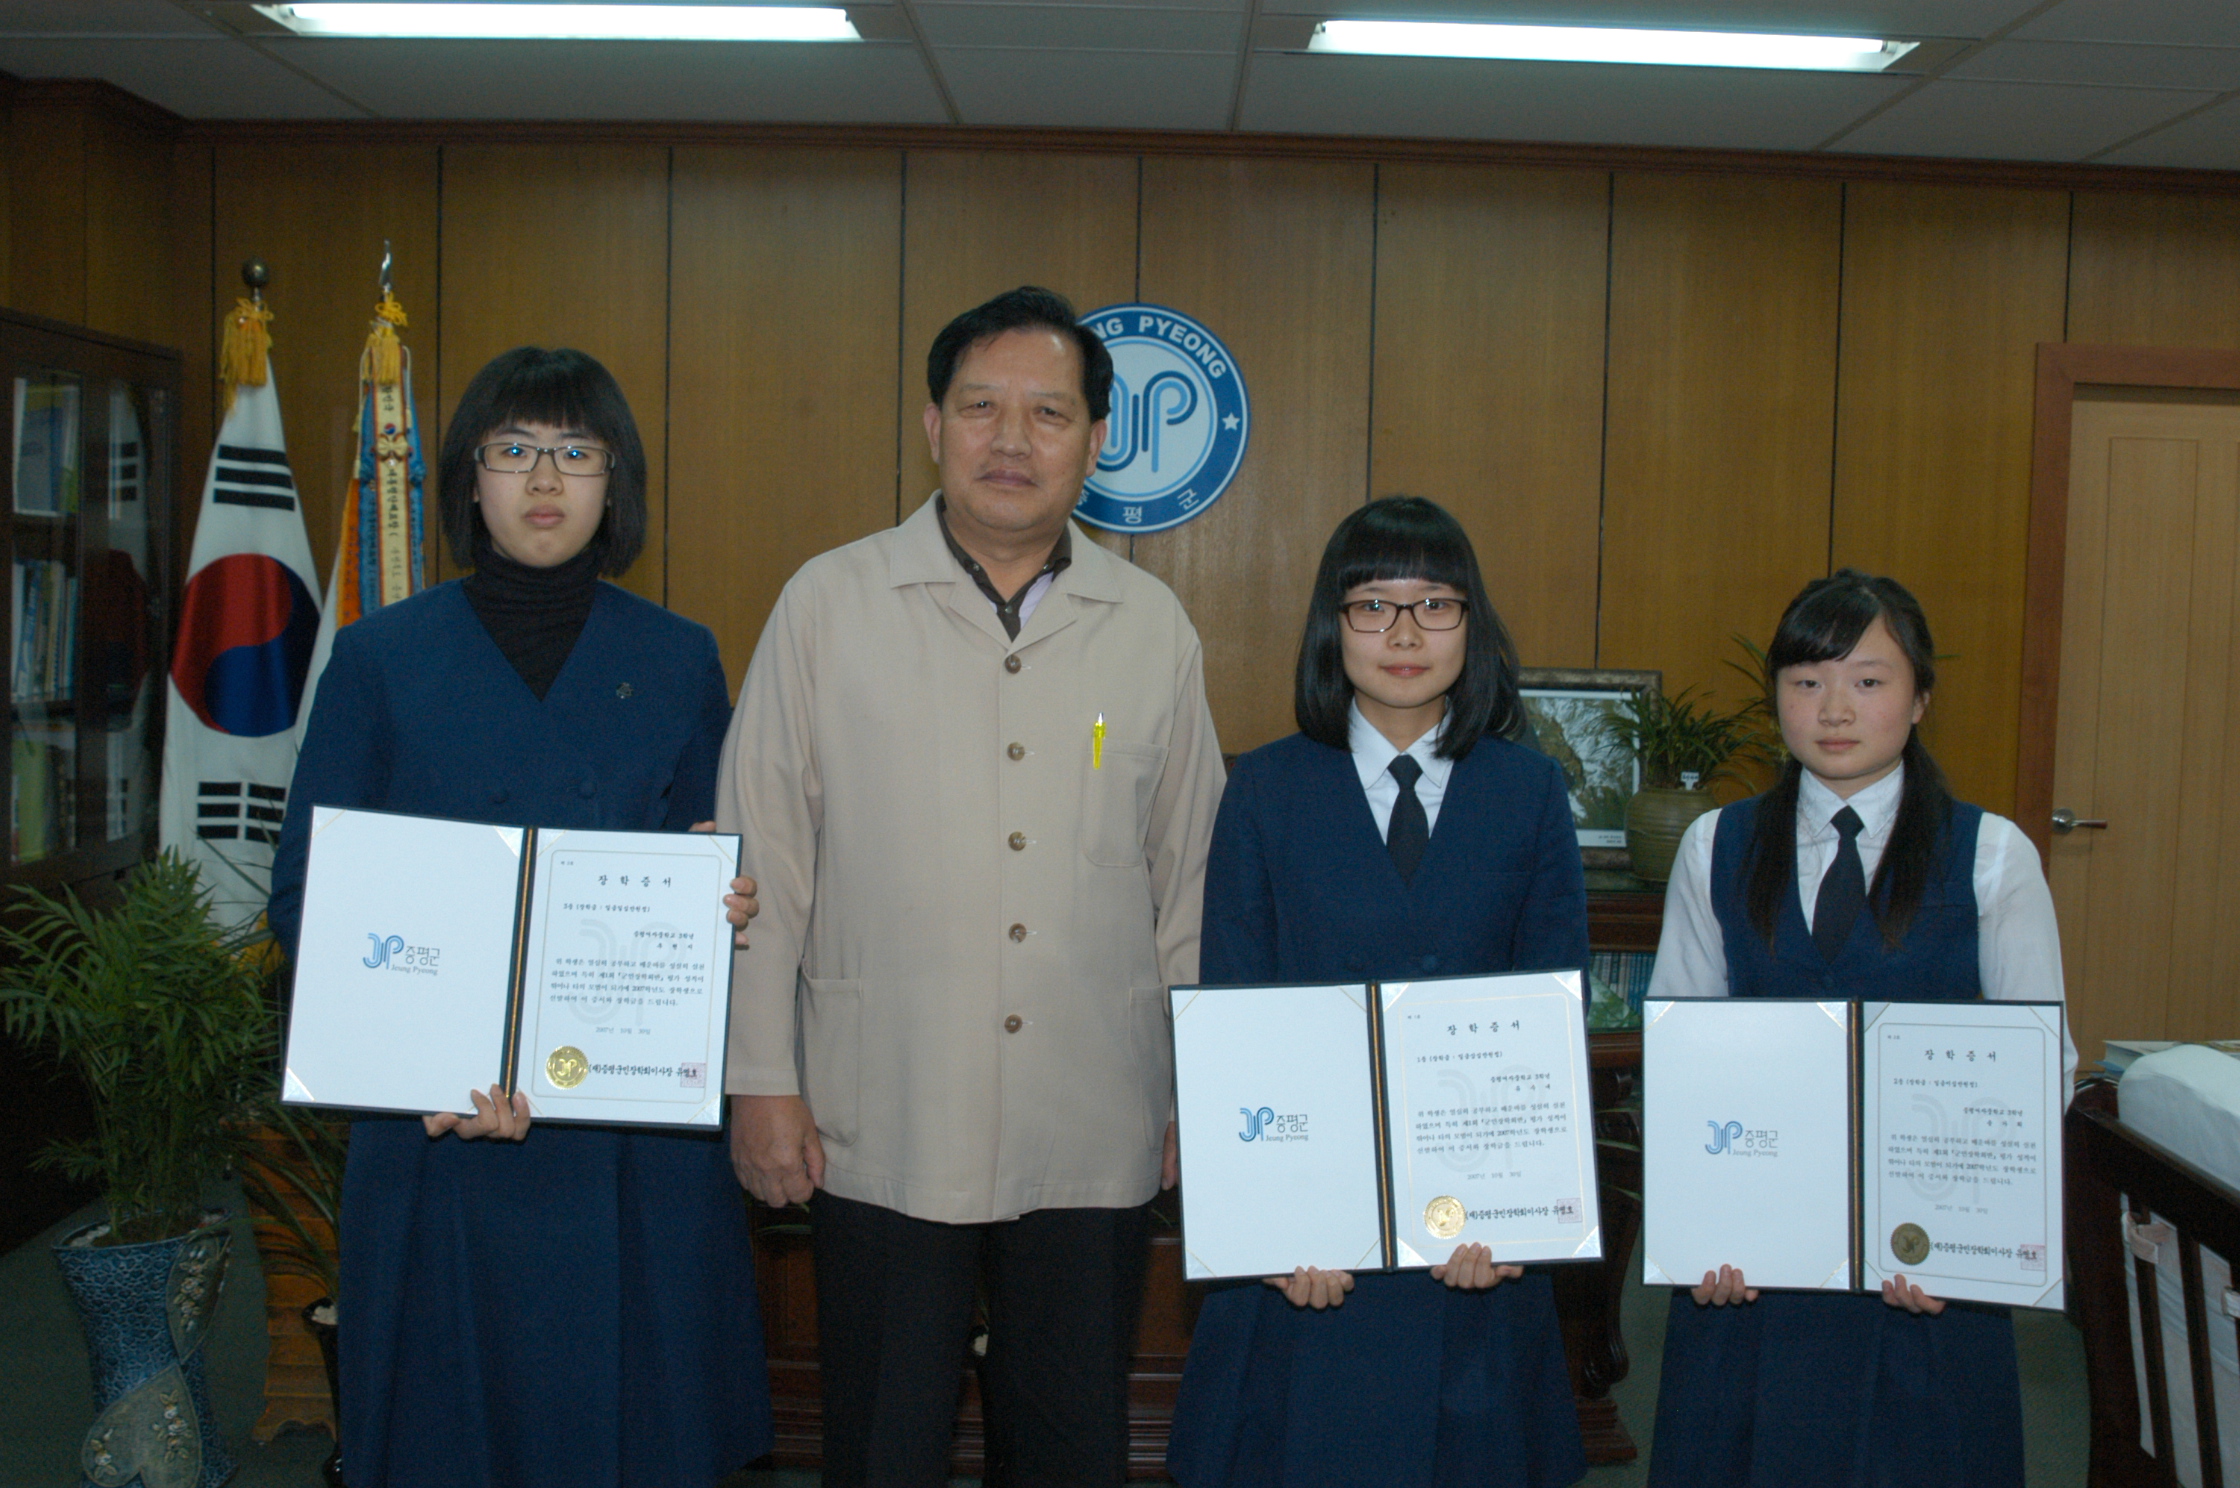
left=159, top=278, right=322, bottom=924
left=294, top=271, right=427, bottom=745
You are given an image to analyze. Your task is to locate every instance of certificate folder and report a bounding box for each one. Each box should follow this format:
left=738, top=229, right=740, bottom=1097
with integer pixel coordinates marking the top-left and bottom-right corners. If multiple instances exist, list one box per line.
left=282, top=807, right=738, bottom=1129
left=1169, top=969, right=1602, bottom=1281
left=1642, top=997, right=2065, bottom=1310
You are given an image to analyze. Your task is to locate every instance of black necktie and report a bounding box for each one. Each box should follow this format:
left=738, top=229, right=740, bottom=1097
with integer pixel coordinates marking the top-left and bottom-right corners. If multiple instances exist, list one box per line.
left=1387, top=755, right=1428, bottom=884
left=1813, top=806, right=1867, bottom=962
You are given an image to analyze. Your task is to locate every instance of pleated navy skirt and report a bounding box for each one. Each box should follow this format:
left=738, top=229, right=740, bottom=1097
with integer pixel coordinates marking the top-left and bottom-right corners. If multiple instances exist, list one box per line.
left=336, top=1118, right=773, bottom=1488
left=1168, top=1269, right=1586, bottom=1488
left=1647, top=1289, right=2023, bottom=1488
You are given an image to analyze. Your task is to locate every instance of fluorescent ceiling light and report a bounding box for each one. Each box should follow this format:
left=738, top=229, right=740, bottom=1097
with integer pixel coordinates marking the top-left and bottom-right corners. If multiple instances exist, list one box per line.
left=258, top=4, right=862, bottom=42
left=1307, top=20, right=1916, bottom=71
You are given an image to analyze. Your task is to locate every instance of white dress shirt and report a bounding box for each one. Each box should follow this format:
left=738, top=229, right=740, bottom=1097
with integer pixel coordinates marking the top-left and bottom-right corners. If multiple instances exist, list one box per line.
left=1648, top=765, right=2076, bottom=1084
left=1348, top=701, right=1453, bottom=840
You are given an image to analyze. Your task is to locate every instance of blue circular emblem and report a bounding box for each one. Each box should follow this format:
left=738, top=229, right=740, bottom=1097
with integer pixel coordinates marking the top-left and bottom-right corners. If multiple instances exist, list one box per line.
left=1076, top=304, right=1249, bottom=534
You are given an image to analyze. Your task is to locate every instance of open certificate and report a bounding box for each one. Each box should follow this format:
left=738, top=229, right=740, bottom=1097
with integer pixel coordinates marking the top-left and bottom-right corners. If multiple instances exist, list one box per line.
left=282, top=807, right=737, bottom=1128
left=1169, top=970, right=1601, bottom=1281
left=1642, top=998, right=2064, bottom=1309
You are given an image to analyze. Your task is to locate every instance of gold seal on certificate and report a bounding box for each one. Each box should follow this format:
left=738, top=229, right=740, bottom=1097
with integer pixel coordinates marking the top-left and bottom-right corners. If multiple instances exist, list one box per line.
left=1891, top=1222, right=1930, bottom=1266
left=1425, top=1195, right=1466, bottom=1239
left=546, top=1045, right=589, bottom=1089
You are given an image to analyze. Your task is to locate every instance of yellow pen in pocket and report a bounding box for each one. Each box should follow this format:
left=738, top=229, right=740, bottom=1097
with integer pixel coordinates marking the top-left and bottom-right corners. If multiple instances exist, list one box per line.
left=1093, top=712, right=1106, bottom=770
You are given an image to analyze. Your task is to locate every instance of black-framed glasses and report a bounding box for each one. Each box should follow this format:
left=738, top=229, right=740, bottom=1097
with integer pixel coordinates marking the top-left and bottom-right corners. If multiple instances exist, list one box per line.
left=1341, top=597, right=1469, bottom=633
left=475, top=441, right=614, bottom=477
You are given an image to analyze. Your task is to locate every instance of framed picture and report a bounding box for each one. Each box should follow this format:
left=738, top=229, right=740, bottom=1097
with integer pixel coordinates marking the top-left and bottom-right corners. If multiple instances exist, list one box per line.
left=1516, top=668, right=1660, bottom=862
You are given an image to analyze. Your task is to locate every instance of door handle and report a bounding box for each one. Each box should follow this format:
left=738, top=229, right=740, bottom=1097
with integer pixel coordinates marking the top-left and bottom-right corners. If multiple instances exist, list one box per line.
left=2052, top=809, right=2109, bottom=834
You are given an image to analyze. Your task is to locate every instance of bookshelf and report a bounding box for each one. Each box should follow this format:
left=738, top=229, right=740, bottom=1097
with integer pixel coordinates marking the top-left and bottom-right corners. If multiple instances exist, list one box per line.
left=0, top=309, right=176, bottom=892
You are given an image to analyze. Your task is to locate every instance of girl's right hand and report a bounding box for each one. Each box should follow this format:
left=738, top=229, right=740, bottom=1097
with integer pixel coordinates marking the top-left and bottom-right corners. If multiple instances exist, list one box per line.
left=1690, top=1265, right=1757, bottom=1306
left=1266, top=1266, right=1355, bottom=1310
left=424, top=1084, right=532, bottom=1141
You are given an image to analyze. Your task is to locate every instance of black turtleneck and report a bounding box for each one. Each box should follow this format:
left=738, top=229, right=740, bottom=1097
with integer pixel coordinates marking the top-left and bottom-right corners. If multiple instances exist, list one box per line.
left=461, top=535, right=602, bottom=700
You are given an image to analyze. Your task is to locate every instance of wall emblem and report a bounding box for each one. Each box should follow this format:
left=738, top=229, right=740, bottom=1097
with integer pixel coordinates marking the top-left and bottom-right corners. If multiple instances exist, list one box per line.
left=1077, top=304, right=1249, bottom=534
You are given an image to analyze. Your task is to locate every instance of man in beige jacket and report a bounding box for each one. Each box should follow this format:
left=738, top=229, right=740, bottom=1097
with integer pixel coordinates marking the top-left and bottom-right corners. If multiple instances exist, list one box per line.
left=717, top=286, right=1225, bottom=1488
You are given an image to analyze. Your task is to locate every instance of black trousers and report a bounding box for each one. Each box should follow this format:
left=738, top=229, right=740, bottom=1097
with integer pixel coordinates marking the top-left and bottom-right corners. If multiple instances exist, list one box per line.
left=810, top=1189, right=1153, bottom=1488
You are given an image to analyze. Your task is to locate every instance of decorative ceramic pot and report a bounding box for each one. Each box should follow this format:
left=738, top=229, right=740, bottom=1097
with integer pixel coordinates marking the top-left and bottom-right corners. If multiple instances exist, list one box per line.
left=1625, top=786, right=1717, bottom=883
left=51, top=1218, right=235, bottom=1488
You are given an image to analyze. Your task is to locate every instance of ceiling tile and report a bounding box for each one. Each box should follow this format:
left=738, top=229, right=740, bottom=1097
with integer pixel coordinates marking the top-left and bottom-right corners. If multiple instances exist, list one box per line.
left=1950, top=39, right=2240, bottom=92
left=1250, top=0, right=2038, bottom=37
left=915, top=4, right=1241, bottom=52
left=1828, top=78, right=2218, bottom=161
left=2096, top=97, right=2240, bottom=170
left=0, top=36, right=365, bottom=116
left=262, top=36, right=949, bottom=121
left=2016, top=0, right=2240, bottom=49
left=1236, top=52, right=1907, bottom=148
left=935, top=45, right=1234, bottom=126
left=0, top=0, right=228, bottom=36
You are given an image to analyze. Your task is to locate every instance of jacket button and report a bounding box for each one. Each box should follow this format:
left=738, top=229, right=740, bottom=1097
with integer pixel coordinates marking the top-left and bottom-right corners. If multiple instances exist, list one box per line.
left=1004, top=1014, right=1023, bottom=1033
left=1004, top=654, right=1022, bottom=674
left=1009, top=923, right=1027, bottom=942
left=1007, top=742, right=1025, bottom=761
left=1009, top=832, right=1027, bottom=851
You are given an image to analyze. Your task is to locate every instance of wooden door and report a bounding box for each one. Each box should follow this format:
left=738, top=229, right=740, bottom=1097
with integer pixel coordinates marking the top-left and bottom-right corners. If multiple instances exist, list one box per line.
left=2043, top=385, right=2240, bottom=1069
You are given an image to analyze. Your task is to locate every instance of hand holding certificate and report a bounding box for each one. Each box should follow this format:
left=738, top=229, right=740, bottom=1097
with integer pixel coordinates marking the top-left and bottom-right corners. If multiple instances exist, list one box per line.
left=282, top=808, right=739, bottom=1128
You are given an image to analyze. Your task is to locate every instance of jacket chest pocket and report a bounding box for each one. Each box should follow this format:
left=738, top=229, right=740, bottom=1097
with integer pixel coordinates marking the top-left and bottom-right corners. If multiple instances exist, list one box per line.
left=1081, top=742, right=1166, bottom=868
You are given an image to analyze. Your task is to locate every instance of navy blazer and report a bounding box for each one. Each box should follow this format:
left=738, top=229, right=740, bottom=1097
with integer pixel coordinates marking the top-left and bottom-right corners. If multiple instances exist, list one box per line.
left=268, top=579, right=732, bottom=957
left=1202, top=730, right=1589, bottom=987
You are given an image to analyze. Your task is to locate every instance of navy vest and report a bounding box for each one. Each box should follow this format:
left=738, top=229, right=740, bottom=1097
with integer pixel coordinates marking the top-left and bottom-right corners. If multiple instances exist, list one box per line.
left=1709, top=792, right=1983, bottom=1002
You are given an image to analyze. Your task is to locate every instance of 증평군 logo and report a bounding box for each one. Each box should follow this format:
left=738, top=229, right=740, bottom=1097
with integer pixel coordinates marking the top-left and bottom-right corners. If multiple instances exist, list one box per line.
left=1076, top=304, right=1249, bottom=534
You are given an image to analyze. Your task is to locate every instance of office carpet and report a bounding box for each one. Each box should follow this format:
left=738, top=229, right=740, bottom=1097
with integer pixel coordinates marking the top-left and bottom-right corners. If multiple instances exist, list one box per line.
left=0, top=1192, right=2088, bottom=1487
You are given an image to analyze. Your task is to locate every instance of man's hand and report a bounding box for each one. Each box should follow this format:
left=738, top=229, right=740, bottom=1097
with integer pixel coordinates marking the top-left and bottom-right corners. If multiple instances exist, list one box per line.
left=731, top=1093, right=824, bottom=1204
left=691, top=822, right=760, bottom=948
left=1690, top=1265, right=1758, bottom=1307
left=425, top=1084, right=531, bottom=1141
left=1266, top=1267, right=1354, bottom=1310
left=1162, top=1119, right=1179, bottom=1190
left=1430, top=1243, right=1521, bottom=1291
left=1881, top=1273, right=1947, bottom=1315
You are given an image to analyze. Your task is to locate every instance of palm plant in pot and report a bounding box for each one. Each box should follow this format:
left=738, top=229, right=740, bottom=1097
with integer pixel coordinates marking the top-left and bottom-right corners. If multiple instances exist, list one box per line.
left=1599, top=685, right=1772, bottom=882
left=0, top=851, right=270, bottom=1488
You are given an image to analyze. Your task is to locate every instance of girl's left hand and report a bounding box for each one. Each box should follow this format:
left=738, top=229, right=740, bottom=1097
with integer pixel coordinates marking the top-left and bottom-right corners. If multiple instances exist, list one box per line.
left=1881, top=1273, right=1946, bottom=1315
left=692, top=821, right=760, bottom=947
left=1430, top=1243, right=1522, bottom=1290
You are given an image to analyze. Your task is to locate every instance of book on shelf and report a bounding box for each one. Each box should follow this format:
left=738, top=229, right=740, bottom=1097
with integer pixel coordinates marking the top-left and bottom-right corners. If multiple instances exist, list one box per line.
left=12, top=377, right=81, bottom=517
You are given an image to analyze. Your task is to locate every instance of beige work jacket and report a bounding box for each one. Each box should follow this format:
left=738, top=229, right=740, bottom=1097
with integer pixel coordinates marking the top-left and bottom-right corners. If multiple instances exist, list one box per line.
left=717, top=495, right=1225, bottom=1223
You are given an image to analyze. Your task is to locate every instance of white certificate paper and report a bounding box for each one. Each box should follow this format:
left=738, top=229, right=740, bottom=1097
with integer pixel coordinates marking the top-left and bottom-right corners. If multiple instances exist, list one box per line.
left=1860, top=1000, right=2064, bottom=1309
left=283, top=807, right=736, bottom=1128
left=1384, top=973, right=1602, bottom=1266
left=1169, top=969, right=1598, bottom=1279
left=1642, top=998, right=1854, bottom=1291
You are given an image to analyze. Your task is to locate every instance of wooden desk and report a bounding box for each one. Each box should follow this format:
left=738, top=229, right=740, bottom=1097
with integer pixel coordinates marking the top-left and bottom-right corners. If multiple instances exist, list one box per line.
left=751, top=879, right=1665, bottom=1476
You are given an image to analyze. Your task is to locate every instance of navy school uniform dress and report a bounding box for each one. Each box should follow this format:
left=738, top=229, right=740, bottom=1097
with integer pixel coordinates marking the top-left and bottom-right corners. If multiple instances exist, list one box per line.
left=1165, top=730, right=1591, bottom=1488
left=267, top=579, right=772, bottom=1488
left=1645, top=792, right=2024, bottom=1488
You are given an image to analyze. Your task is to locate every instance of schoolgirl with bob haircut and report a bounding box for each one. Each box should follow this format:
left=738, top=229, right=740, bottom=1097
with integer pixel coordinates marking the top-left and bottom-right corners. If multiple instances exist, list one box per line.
left=1167, top=495, right=1589, bottom=1488
left=1644, top=567, right=2072, bottom=1488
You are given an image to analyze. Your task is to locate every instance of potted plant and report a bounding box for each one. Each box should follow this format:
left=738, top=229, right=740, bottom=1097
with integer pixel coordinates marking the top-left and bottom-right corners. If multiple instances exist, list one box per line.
left=1599, top=685, right=1770, bottom=882
left=0, top=851, right=270, bottom=1488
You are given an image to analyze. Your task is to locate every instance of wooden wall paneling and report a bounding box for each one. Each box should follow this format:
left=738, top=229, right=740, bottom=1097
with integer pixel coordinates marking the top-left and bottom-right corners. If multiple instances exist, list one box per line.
left=7, top=95, right=88, bottom=325
left=896, top=149, right=1139, bottom=549
left=669, top=146, right=903, bottom=692
left=0, top=89, right=13, bottom=297
left=438, top=144, right=670, bottom=596
left=2068, top=192, right=2240, bottom=351
left=1370, top=164, right=1608, bottom=669
left=1134, top=156, right=1376, bottom=753
left=171, top=139, right=215, bottom=579
left=211, top=142, right=441, bottom=576
left=1598, top=173, right=1842, bottom=709
left=82, top=106, right=175, bottom=348
left=1832, top=182, right=2070, bottom=815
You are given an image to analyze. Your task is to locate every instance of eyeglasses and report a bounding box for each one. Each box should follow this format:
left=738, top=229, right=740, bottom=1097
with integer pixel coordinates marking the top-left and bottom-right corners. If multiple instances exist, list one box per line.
left=1341, top=597, right=1469, bottom=633
left=475, top=441, right=615, bottom=477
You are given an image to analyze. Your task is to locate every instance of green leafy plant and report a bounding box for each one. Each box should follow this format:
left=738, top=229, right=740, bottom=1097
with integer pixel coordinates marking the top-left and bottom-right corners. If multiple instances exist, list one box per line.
left=1600, top=685, right=1771, bottom=790
left=0, top=851, right=271, bottom=1244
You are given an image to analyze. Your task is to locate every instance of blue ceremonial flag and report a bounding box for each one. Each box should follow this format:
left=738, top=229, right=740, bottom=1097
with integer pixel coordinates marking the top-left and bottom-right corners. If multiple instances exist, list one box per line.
left=158, top=297, right=321, bottom=924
